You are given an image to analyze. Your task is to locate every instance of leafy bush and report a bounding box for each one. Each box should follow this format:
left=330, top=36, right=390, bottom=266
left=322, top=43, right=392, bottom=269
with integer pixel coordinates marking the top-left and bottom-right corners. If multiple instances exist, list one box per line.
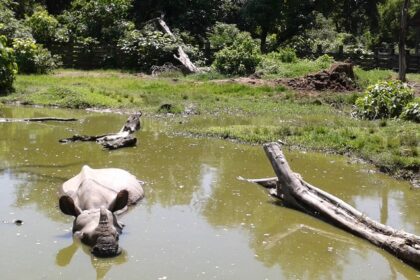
left=275, top=48, right=298, bottom=63
left=0, top=35, right=17, bottom=93
left=118, top=27, right=178, bottom=71
left=208, top=22, right=241, bottom=52
left=400, top=101, right=420, bottom=123
left=12, top=38, right=58, bottom=74
left=25, top=8, right=59, bottom=44
left=315, top=54, right=334, bottom=68
left=213, top=32, right=261, bottom=76
left=354, top=80, right=414, bottom=120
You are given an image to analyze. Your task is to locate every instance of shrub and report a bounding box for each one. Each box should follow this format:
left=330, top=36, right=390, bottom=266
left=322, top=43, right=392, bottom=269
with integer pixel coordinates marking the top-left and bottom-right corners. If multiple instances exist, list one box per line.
left=207, top=22, right=241, bottom=52
left=400, top=101, right=420, bottom=123
left=12, top=38, right=58, bottom=74
left=213, top=32, right=261, bottom=76
left=354, top=80, right=414, bottom=120
left=276, top=48, right=298, bottom=63
left=315, top=54, right=334, bottom=68
left=0, top=35, right=17, bottom=93
left=118, top=27, right=178, bottom=71
left=25, top=8, right=59, bottom=44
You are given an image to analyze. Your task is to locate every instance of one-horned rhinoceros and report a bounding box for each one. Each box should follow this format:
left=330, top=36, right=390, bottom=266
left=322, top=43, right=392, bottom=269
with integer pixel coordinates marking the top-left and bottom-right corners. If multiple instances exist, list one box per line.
left=59, top=165, right=144, bottom=257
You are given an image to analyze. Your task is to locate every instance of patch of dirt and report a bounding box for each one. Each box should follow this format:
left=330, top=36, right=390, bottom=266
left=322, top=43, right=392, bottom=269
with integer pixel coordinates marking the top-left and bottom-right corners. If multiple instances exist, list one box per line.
left=287, top=62, right=357, bottom=91
left=212, top=76, right=279, bottom=87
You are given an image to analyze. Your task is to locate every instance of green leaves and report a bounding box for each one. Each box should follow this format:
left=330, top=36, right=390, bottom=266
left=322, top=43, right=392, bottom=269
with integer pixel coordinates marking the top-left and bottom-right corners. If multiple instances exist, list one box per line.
left=24, top=8, right=59, bottom=44
left=213, top=31, right=261, bottom=76
left=354, top=80, right=416, bottom=121
left=0, top=35, right=17, bottom=93
left=12, top=38, right=58, bottom=74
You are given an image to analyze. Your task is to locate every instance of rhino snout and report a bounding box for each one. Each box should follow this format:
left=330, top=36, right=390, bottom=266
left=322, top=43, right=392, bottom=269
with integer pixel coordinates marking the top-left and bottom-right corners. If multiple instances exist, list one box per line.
left=91, top=236, right=121, bottom=258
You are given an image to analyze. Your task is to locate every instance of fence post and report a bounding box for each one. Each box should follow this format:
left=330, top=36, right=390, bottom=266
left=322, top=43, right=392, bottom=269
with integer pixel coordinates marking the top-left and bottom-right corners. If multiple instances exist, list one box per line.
left=317, top=44, right=322, bottom=56
left=374, top=48, right=379, bottom=68
left=338, top=45, right=344, bottom=60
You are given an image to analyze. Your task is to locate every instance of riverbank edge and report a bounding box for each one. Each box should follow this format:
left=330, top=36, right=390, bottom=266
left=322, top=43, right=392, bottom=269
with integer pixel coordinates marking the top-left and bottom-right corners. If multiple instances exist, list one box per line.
left=2, top=102, right=418, bottom=189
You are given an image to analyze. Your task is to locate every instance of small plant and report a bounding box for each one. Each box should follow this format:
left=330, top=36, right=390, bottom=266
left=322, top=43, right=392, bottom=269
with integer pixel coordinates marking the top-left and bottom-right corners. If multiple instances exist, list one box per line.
left=400, top=101, right=420, bottom=123
left=353, top=80, right=414, bottom=120
left=0, top=35, right=18, bottom=93
left=276, top=47, right=298, bottom=63
left=315, top=54, right=334, bottom=69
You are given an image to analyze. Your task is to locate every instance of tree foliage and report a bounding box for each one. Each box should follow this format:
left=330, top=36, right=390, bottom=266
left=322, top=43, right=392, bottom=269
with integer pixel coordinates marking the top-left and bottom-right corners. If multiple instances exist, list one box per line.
left=0, top=0, right=419, bottom=74
left=0, top=35, right=17, bottom=93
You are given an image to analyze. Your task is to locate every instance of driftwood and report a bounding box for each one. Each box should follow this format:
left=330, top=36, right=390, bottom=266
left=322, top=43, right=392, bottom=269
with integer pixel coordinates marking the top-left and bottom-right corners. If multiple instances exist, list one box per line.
left=0, top=117, right=77, bottom=123
left=59, top=112, right=141, bottom=150
left=156, top=16, right=200, bottom=74
left=240, top=142, right=420, bottom=268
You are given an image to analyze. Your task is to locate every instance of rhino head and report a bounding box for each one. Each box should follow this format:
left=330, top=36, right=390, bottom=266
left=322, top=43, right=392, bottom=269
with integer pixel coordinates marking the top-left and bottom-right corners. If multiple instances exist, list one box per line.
left=59, top=190, right=129, bottom=258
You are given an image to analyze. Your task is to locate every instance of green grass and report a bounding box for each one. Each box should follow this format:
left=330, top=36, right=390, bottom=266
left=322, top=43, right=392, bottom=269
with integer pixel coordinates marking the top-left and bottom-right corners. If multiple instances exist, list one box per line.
left=354, top=67, right=395, bottom=89
left=2, top=69, right=419, bottom=180
left=5, top=69, right=285, bottom=112
left=257, top=57, right=333, bottom=78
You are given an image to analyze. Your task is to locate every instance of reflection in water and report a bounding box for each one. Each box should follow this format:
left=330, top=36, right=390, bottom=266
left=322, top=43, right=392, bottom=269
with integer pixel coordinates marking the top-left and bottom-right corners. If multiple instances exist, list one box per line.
left=56, top=238, right=128, bottom=280
left=191, top=164, right=218, bottom=211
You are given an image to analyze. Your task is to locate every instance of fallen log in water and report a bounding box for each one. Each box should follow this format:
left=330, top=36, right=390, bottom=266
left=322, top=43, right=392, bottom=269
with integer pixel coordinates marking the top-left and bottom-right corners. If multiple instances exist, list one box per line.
left=59, top=112, right=141, bottom=150
left=0, top=117, right=77, bottom=123
left=240, top=142, right=420, bottom=269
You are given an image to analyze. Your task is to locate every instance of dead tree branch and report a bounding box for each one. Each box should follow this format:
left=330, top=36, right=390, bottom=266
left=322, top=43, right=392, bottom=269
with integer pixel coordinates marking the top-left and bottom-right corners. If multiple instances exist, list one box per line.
left=240, top=142, right=420, bottom=268
left=0, top=117, right=77, bottom=123
left=156, top=16, right=200, bottom=74
left=59, top=112, right=142, bottom=150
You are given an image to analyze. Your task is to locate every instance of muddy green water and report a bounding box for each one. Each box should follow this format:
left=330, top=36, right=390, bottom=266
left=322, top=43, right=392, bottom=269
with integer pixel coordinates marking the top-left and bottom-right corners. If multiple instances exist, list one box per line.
left=0, top=106, right=419, bottom=279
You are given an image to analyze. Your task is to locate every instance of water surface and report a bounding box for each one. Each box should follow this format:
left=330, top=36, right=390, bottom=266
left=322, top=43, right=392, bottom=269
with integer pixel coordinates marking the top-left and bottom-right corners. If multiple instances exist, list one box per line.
left=0, top=106, right=419, bottom=279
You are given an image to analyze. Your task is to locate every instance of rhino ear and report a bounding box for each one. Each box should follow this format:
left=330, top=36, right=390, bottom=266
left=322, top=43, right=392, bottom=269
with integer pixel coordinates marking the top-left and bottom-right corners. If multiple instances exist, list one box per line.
left=109, top=190, right=129, bottom=213
left=59, top=195, right=81, bottom=217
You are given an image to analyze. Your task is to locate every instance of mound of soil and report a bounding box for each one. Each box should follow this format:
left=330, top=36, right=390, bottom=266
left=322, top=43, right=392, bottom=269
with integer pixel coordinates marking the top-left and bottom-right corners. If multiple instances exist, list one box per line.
left=287, top=62, right=357, bottom=91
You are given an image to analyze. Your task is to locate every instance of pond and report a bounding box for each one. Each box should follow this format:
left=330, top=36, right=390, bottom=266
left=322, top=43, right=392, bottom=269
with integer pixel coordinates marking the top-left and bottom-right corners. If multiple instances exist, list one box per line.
left=0, top=106, right=419, bottom=279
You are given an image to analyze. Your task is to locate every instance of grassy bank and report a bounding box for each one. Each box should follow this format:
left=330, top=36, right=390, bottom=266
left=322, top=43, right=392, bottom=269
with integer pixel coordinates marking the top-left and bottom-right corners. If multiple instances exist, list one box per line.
left=1, top=69, right=419, bottom=182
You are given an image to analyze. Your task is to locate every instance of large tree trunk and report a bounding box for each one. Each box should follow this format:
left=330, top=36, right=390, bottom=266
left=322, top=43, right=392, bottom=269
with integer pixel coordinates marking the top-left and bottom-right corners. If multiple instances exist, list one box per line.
left=399, top=0, right=410, bottom=82
left=241, top=142, right=420, bottom=268
left=59, top=112, right=142, bottom=150
left=156, top=16, right=200, bottom=74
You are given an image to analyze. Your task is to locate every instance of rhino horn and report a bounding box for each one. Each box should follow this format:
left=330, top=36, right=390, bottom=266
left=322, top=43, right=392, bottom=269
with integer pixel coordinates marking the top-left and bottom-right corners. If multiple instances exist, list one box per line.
left=99, top=207, right=108, bottom=225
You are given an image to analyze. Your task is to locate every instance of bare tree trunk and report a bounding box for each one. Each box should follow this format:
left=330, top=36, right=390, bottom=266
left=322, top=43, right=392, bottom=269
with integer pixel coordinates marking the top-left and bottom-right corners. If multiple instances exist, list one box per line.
left=399, top=0, right=410, bottom=82
left=241, top=142, right=420, bottom=268
left=59, top=112, right=142, bottom=150
left=156, top=16, right=200, bottom=74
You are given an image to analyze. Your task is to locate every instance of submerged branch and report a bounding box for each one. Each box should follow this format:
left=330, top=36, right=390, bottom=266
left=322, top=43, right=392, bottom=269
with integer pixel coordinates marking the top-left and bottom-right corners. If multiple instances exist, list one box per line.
left=0, top=117, right=77, bottom=123
left=59, top=112, right=142, bottom=150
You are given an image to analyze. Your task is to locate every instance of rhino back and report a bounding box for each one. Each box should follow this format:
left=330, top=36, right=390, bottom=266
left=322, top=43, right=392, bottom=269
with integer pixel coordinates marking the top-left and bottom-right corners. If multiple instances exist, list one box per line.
left=62, top=165, right=144, bottom=207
